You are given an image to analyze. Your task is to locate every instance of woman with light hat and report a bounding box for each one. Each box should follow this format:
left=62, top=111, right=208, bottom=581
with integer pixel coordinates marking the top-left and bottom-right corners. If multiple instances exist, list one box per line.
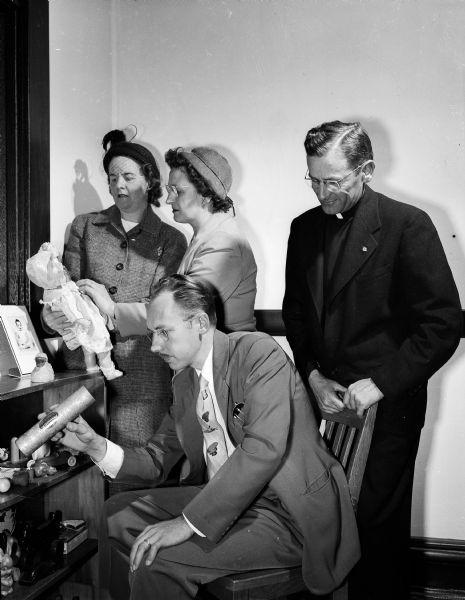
left=42, top=130, right=187, bottom=464
left=106, top=145, right=257, bottom=336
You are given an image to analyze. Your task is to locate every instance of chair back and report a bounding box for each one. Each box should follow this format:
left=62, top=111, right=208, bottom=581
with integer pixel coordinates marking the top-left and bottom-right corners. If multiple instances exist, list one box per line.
left=203, top=405, right=378, bottom=600
left=320, top=404, right=377, bottom=512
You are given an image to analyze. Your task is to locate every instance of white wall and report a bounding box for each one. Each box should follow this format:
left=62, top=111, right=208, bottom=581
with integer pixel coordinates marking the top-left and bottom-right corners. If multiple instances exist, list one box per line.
left=49, top=0, right=465, bottom=540
left=49, top=0, right=113, bottom=250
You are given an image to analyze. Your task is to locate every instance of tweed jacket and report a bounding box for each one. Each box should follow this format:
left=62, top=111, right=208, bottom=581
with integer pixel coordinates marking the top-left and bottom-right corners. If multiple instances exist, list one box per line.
left=63, top=205, right=187, bottom=446
left=283, top=186, right=462, bottom=432
left=116, top=330, right=360, bottom=595
left=115, top=212, right=257, bottom=335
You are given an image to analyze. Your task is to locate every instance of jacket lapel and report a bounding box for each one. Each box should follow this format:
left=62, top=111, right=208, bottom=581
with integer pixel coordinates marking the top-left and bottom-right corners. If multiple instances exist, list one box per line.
left=173, top=367, right=204, bottom=472
left=327, top=187, right=381, bottom=306
left=211, top=330, right=231, bottom=425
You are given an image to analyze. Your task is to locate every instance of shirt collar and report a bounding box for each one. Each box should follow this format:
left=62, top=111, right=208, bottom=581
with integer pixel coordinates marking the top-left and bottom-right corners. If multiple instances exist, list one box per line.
left=195, top=346, right=214, bottom=386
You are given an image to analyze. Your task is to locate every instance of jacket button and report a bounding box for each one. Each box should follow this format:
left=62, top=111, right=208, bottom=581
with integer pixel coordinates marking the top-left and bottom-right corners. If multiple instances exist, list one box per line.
left=120, top=241, right=127, bottom=249
left=116, top=263, right=124, bottom=271
left=108, top=286, right=117, bottom=295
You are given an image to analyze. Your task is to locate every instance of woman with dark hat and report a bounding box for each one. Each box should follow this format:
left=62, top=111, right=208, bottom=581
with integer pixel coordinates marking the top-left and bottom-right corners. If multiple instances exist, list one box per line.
left=103, top=145, right=257, bottom=336
left=42, top=130, right=187, bottom=468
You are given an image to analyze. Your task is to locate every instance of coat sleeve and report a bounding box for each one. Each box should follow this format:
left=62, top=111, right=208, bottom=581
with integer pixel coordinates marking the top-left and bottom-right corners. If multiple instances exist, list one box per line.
left=282, top=220, right=319, bottom=380
left=63, top=215, right=87, bottom=280
left=183, top=337, right=292, bottom=542
left=114, top=406, right=185, bottom=486
left=370, top=211, right=462, bottom=398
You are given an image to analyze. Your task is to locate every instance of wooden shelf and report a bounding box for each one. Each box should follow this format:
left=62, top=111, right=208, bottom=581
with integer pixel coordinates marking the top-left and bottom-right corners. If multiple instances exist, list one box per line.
left=0, top=455, right=94, bottom=511
left=0, top=371, right=106, bottom=599
left=0, top=371, right=103, bottom=401
left=8, top=539, right=98, bottom=600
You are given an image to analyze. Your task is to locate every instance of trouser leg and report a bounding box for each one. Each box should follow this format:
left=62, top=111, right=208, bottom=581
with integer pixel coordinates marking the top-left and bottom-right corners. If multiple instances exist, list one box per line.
left=349, top=427, right=421, bottom=600
left=100, top=486, right=302, bottom=600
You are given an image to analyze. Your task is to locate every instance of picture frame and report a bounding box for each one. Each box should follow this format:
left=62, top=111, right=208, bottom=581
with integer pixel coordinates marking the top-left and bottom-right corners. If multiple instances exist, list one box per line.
left=0, top=306, right=42, bottom=376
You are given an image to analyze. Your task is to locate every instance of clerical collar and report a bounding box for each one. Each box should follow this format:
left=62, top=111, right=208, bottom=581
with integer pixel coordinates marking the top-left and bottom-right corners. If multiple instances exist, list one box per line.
left=326, top=200, right=360, bottom=221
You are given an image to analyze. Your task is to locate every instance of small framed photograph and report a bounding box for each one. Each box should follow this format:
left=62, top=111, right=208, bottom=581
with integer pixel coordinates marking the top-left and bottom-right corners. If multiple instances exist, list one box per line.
left=0, top=306, right=42, bottom=376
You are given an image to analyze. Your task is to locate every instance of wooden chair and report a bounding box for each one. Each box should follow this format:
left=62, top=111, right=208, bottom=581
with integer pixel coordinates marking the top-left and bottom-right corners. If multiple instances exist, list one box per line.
left=202, top=404, right=378, bottom=600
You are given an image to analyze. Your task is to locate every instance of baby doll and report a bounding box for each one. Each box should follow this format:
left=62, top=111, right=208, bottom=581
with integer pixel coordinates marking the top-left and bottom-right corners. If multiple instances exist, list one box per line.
left=26, top=243, right=122, bottom=380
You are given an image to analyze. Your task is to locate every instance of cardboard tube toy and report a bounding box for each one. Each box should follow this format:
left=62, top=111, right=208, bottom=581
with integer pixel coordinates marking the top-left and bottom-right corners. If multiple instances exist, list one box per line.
left=16, top=386, right=95, bottom=456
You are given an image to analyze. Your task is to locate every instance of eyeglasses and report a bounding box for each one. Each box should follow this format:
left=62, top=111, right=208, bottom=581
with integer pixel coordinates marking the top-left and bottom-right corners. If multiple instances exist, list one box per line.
left=165, top=184, right=190, bottom=197
left=146, top=315, right=198, bottom=343
left=304, top=163, right=364, bottom=192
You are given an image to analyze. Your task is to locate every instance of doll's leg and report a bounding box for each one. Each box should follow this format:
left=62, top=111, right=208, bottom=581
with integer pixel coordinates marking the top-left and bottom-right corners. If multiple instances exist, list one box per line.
left=83, top=348, right=100, bottom=372
left=97, top=350, right=123, bottom=380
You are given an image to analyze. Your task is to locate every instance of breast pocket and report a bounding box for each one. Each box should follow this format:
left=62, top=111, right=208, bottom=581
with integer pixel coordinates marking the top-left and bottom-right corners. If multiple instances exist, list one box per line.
left=304, top=469, right=331, bottom=495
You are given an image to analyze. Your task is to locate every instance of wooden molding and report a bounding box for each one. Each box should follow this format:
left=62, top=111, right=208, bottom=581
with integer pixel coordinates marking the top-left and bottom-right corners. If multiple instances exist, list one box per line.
left=410, top=537, right=465, bottom=599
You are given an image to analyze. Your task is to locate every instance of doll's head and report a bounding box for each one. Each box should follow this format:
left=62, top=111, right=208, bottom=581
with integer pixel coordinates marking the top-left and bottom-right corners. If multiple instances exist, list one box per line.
left=26, top=242, right=70, bottom=290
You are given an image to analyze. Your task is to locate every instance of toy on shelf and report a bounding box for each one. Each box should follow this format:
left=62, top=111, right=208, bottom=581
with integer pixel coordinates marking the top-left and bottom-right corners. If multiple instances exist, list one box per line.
left=26, top=242, right=123, bottom=380
left=30, top=353, right=55, bottom=383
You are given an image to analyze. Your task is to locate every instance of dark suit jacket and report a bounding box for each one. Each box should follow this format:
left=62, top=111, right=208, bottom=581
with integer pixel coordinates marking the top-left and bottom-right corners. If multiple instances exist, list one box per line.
left=283, top=186, right=462, bottom=432
left=116, top=330, right=360, bottom=594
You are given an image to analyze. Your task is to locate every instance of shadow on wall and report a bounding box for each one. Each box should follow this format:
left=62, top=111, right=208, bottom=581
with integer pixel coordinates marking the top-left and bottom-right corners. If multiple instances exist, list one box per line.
left=63, top=159, right=104, bottom=247
left=73, top=159, right=104, bottom=215
left=354, top=115, right=465, bottom=537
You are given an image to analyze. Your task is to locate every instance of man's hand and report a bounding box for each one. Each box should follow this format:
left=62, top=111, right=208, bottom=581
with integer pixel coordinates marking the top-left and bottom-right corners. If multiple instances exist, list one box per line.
left=343, top=378, right=383, bottom=417
left=76, top=279, right=115, bottom=319
left=130, top=517, right=194, bottom=572
left=42, top=411, right=107, bottom=462
left=308, top=370, right=346, bottom=413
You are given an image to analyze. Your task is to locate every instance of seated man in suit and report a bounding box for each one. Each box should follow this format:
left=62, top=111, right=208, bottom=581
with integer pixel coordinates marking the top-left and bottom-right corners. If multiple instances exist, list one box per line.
left=55, top=274, right=360, bottom=600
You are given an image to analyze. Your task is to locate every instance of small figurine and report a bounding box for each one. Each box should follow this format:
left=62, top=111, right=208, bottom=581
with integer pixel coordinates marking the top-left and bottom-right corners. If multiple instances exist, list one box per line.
left=26, top=243, right=122, bottom=380
left=30, top=353, right=54, bottom=383
left=0, top=449, right=8, bottom=462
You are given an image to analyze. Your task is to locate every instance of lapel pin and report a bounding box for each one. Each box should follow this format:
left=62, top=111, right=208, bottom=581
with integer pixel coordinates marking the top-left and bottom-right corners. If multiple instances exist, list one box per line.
left=362, top=246, right=368, bottom=252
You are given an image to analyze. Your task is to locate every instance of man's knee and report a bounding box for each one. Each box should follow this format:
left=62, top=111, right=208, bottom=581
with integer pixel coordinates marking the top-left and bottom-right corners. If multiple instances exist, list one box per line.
left=103, top=490, right=143, bottom=550
left=130, top=555, right=196, bottom=599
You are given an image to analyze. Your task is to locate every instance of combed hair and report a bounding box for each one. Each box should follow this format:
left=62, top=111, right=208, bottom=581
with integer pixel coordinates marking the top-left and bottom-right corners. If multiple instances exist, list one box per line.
left=152, top=274, right=217, bottom=326
left=304, top=120, right=373, bottom=168
left=165, top=148, right=233, bottom=213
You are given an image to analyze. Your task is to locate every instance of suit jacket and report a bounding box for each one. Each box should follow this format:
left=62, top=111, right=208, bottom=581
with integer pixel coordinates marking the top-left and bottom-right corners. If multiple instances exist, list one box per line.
left=116, top=330, right=360, bottom=594
left=283, top=186, right=462, bottom=432
left=116, top=212, right=257, bottom=335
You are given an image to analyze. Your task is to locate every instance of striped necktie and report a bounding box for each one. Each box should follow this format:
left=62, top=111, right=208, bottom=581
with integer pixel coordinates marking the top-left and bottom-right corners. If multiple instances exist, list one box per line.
left=196, top=374, right=229, bottom=479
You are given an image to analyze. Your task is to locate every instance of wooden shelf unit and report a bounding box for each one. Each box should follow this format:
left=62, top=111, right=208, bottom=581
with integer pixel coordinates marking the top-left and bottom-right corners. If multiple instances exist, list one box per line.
left=0, top=371, right=106, bottom=600
left=8, top=540, right=98, bottom=600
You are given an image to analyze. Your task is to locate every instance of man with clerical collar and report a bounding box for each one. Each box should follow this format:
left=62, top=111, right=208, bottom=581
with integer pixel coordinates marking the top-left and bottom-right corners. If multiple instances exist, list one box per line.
left=56, top=274, right=360, bottom=600
left=283, top=120, right=462, bottom=599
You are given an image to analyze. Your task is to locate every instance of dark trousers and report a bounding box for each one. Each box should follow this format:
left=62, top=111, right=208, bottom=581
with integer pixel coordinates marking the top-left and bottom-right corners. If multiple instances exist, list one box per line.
left=349, top=426, right=422, bottom=600
left=100, top=485, right=302, bottom=600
